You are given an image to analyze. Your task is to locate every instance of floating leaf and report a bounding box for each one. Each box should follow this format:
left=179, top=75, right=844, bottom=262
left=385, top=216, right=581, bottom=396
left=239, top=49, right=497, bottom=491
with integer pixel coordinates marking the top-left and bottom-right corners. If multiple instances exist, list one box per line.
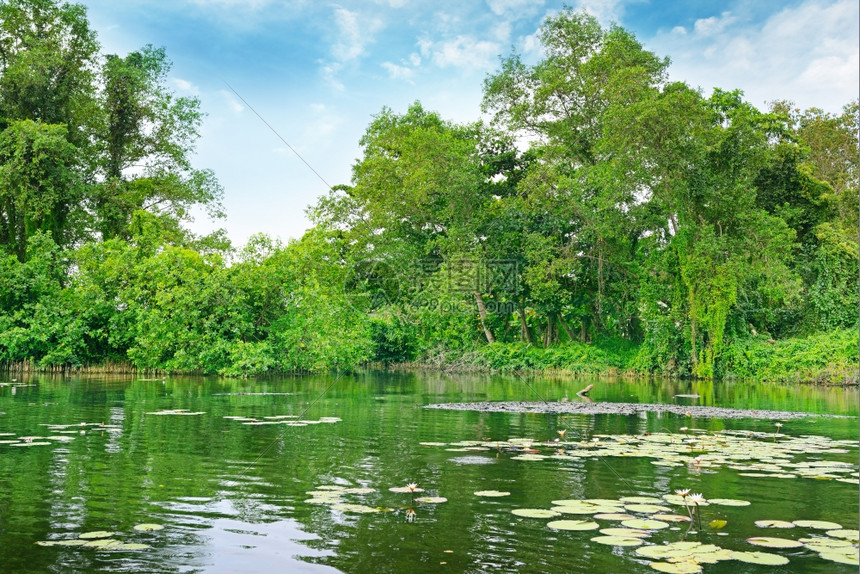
left=620, top=496, right=663, bottom=504
left=819, top=549, right=860, bottom=565
left=591, top=535, right=644, bottom=546
left=755, top=520, right=795, bottom=529
left=593, top=513, right=635, bottom=521
left=474, top=490, right=510, bottom=497
left=330, top=504, right=381, bottom=513
left=78, top=531, right=115, bottom=539
left=746, top=537, right=803, bottom=548
left=708, top=520, right=727, bottom=529
left=415, top=497, right=447, bottom=504
left=133, top=524, right=163, bottom=532
left=512, top=508, right=561, bottom=519
left=792, top=520, right=842, bottom=530
left=651, top=514, right=691, bottom=523
left=624, top=504, right=672, bottom=514
left=826, top=529, right=859, bottom=541
left=707, top=498, right=750, bottom=507
left=546, top=520, right=599, bottom=531
left=83, top=539, right=122, bottom=548
left=599, top=528, right=651, bottom=538
left=648, top=561, right=702, bottom=573
left=389, top=486, right=424, bottom=494
left=730, top=551, right=790, bottom=565
left=621, top=519, right=670, bottom=530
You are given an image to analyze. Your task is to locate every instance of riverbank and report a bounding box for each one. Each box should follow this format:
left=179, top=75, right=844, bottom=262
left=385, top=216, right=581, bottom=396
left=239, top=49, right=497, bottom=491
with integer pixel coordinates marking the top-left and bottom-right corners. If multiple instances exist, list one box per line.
left=387, top=328, right=859, bottom=385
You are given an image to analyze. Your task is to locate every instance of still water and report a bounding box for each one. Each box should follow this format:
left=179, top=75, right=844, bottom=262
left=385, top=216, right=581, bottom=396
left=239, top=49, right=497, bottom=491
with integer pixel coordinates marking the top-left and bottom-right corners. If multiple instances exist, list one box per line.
left=0, top=372, right=857, bottom=573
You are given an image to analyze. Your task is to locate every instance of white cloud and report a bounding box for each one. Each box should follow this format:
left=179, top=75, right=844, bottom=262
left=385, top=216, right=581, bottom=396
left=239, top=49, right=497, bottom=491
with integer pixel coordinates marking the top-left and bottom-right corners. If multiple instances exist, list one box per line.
left=409, top=52, right=422, bottom=66
left=373, top=0, right=407, bottom=7
left=426, top=36, right=502, bottom=70
left=188, top=0, right=272, bottom=7
left=172, top=77, right=199, bottom=95
left=219, top=90, right=245, bottom=113
left=486, top=0, right=545, bottom=18
left=332, top=8, right=382, bottom=62
left=650, top=0, right=859, bottom=113
left=671, top=25, right=687, bottom=36
left=381, top=61, right=414, bottom=80
left=493, top=21, right=512, bottom=42
left=572, top=0, right=627, bottom=24
left=693, top=11, right=736, bottom=36
left=320, top=62, right=344, bottom=91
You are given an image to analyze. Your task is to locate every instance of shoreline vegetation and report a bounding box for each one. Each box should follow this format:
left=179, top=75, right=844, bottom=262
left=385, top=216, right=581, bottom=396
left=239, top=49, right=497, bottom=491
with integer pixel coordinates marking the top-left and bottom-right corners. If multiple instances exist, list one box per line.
left=3, top=327, right=857, bottom=385
left=0, top=4, right=857, bottom=386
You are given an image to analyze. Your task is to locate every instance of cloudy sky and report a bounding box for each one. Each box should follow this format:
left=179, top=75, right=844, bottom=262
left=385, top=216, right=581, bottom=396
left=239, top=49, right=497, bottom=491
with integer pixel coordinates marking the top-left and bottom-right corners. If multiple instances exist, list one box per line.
left=77, top=0, right=859, bottom=246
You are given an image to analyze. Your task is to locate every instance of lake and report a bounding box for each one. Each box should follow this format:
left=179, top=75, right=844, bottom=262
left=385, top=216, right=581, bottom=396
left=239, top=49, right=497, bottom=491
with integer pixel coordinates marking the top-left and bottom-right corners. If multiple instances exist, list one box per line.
left=0, top=372, right=857, bottom=573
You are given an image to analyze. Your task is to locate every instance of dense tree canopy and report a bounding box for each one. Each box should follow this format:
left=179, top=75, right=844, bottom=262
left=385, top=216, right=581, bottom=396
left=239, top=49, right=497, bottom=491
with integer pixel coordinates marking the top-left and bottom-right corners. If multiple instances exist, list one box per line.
left=0, top=3, right=855, bottom=379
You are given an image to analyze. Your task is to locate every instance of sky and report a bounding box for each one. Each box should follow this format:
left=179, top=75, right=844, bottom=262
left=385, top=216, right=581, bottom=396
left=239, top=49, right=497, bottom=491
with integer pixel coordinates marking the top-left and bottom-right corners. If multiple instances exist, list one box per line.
left=76, top=0, right=860, bottom=246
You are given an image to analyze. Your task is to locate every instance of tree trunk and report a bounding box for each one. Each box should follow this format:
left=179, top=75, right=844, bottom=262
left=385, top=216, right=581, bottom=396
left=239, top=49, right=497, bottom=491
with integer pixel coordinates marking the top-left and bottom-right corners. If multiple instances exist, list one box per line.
left=474, top=291, right=495, bottom=344
left=518, top=306, right=533, bottom=344
left=543, top=313, right=555, bottom=347
left=557, top=315, right=576, bottom=342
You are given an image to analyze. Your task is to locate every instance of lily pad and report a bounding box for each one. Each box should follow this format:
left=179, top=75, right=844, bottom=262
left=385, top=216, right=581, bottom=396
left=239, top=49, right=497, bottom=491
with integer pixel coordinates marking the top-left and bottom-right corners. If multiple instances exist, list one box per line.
left=133, top=523, right=163, bottom=532
left=599, top=527, right=651, bottom=538
left=415, top=496, right=447, bottom=504
left=707, top=498, right=750, bottom=507
left=83, top=539, right=122, bottom=548
left=819, top=549, right=860, bottom=565
left=730, top=551, right=790, bottom=565
left=546, top=519, right=599, bottom=531
left=512, top=508, right=561, bottom=519
left=746, top=536, right=803, bottom=548
left=593, top=513, right=635, bottom=521
left=755, top=519, right=795, bottom=529
left=620, top=496, right=663, bottom=504
left=474, top=490, right=510, bottom=497
left=648, top=561, right=702, bottom=573
left=389, top=486, right=425, bottom=493
left=624, top=504, right=672, bottom=514
left=651, top=514, right=691, bottom=523
left=621, top=519, right=670, bottom=530
left=825, top=529, right=859, bottom=541
left=591, top=535, right=644, bottom=546
left=792, top=520, right=842, bottom=530
left=330, top=503, right=381, bottom=513
left=78, top=531, right=115, bottom=539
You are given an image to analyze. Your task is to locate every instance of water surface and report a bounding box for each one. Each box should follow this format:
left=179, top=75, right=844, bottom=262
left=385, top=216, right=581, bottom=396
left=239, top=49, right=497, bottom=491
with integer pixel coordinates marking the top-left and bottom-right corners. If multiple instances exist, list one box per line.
left=0, top=372, right=856, bottom=573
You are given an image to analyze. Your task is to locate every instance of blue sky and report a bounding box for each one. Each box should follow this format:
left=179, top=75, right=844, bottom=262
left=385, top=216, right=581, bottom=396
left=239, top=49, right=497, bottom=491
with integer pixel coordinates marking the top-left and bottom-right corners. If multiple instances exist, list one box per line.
left=77, top=0, right=859, bottom=246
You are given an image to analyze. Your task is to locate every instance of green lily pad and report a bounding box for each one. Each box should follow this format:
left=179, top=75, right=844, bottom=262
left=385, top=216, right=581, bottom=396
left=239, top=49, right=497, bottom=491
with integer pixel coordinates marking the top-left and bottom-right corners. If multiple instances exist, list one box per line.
left=730, top=551, right=790, bottom=565
left=826, top=529, right=860, bottom=541
left=78, top=531, right=115, bottom=539
left=389, top=486, right=424, bottom=493
left=55, top=539, right=89, bottom=546
left=330, top=503, right=381, bottom=513
left=709, top=520, right=727, bottom=529
left=547, top=520, right=599, bottom=531
left=819, top=549, right=860, bottom=565
left=620, top=496, right=663, bottom=504
left=792, top=520, right=842, bottom=530
left=474, top=490, right=510, bottom=497
left=133, top=523, right=163, bottom=532
left=625, top=504, right=672, bottom=514
left=593, top=513, right=635, bottom=521
left=746, top=536, right=804, bottom=548
left=512, top=508, right=561, bottom=519
left=591, top=535, right=644, bottom=546
left=415, top=496, right=447, bottom=503
left=755, top=520, right=795, bottom=529
left=83, top=539, right=122, bottom=548
left=648, top=561, right=702, bottom=573
left=707, top=498, right=750, bottom=507
left=621, top=519, right=670, bottom=530
left=651, top=514, right=691, bottom=523
left=599, top=527, right=651, bottom=538
left=800, top=537, right=854, bottom=550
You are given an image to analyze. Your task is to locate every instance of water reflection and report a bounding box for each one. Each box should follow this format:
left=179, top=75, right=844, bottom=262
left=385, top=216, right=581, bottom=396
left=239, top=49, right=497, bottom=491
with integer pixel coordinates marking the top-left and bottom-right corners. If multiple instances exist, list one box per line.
left=0, top=372, right=856, bottom=574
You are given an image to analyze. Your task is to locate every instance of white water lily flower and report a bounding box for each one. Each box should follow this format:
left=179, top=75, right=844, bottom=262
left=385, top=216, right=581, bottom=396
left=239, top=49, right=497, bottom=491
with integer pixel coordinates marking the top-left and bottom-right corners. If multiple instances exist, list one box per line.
left=675, top=489, right=690, bottom=497
left=688, top=493, right=705, bottom=505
